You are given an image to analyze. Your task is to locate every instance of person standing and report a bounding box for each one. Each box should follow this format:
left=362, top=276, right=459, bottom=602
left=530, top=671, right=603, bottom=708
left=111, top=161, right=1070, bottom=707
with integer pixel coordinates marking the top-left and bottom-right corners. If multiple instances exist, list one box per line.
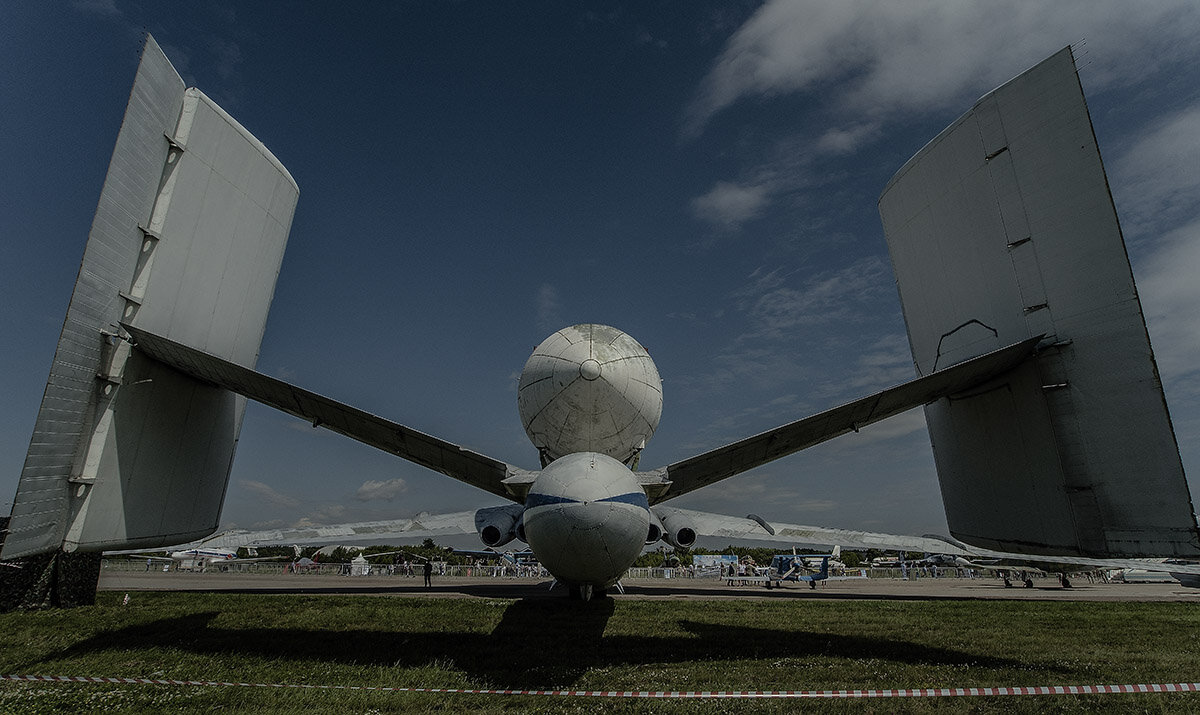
left=423, top=559, right=432, bottom=588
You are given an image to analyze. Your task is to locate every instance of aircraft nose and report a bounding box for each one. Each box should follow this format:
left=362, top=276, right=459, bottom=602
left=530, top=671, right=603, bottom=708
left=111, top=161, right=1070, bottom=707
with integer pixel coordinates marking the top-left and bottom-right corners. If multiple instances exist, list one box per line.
left=522, top=452, right=650, bottom=586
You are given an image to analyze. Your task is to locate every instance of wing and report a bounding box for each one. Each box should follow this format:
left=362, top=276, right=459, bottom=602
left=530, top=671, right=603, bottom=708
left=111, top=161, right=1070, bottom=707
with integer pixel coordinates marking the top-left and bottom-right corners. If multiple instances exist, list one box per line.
left=921, top=535, right=1200, bottom=577
left=640, top=336, right=1041, bottom=502
left=655, top=506, right=975, bottom=555
left=663, top=507, right=1200, bottom=578
left=192, top=511, right=480, bottom=549
left=122, top=325, right=537, bottom=503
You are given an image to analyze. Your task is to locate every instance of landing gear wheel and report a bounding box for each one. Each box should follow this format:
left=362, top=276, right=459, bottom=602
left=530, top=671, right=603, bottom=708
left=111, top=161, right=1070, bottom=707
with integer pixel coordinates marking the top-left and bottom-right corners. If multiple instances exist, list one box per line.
left=809, top=581, right=817, bottom=590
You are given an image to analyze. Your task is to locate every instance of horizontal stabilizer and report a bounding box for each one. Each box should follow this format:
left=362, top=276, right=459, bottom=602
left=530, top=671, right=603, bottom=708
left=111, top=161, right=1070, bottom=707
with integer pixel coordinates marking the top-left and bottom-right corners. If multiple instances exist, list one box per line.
left=644, top=335, right=1041, bottom=501
left=920, top=534, right=1200, bottom=577
left=122, top=324, right=531, bottom=502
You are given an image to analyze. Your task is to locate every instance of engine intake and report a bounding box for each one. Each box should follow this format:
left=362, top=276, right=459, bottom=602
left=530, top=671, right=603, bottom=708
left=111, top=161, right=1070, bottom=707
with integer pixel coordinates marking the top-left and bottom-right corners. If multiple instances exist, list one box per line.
left=655, top=508, right=696, bottom=549
left=646, top=511, right=665, bottom=545
left=475, top=504, right=525, bottom=548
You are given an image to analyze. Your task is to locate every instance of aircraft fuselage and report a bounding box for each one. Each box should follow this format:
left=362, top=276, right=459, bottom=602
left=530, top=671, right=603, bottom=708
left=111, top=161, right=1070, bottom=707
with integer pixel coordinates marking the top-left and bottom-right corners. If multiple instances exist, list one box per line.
left=502, top=325, right=663, bottom=595
left=522, top=451, right=650, bottom=590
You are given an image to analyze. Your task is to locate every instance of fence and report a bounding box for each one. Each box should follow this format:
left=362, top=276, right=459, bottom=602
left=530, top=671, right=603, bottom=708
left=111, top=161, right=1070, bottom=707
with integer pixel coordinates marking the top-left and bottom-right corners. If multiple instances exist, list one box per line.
left=103, top=559, right=1026, bottom=581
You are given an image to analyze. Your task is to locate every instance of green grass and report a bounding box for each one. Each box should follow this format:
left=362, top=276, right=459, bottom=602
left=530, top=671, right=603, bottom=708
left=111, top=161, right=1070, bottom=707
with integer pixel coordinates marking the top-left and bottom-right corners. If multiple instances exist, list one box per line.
left=1, top=592, right=1198, bottom=713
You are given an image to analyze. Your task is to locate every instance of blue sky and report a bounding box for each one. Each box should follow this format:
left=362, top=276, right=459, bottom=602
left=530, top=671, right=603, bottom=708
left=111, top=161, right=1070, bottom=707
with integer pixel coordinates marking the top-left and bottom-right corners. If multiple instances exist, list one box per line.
left=3, top=1, right=1199, bottom=541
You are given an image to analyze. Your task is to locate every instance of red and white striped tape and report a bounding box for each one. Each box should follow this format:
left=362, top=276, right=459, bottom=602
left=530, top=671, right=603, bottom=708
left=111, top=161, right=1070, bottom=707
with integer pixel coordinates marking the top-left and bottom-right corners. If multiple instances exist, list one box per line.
left=4, top=675, right=1199, bottom=698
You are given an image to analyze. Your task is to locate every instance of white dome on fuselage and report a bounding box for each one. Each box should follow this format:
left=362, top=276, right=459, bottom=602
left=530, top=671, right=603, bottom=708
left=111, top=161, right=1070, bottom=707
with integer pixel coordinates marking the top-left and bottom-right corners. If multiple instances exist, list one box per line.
left=517, top=324, right=662, bottom=464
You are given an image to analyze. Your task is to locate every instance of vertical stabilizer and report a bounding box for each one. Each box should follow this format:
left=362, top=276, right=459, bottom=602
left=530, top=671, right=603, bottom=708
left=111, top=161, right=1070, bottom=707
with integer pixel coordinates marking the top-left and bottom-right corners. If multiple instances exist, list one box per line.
left=2, top=36, right=298, bottom=559
left=879, top=48, right=1198, bottom=558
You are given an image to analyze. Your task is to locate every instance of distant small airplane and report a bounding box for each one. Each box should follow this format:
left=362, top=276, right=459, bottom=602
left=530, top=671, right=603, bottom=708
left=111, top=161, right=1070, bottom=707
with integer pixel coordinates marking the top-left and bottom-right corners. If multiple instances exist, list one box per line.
left=129, top=546, right=290, bottom=570
left=762, top=548, right=868, bottom=589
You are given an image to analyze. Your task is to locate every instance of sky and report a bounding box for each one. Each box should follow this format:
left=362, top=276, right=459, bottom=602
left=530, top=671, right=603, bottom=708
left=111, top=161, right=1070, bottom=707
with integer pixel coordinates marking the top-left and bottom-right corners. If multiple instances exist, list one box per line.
left=2, top=1, right=1199, bottom=544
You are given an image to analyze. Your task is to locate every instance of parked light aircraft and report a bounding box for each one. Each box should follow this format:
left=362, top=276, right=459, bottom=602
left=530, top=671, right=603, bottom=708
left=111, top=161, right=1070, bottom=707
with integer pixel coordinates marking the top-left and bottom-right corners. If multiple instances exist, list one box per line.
left=126, top=546, right=289, bottom=570
left=6, top=41, right=1200, bottom=606
left=764, top=549, right=868, bottom=590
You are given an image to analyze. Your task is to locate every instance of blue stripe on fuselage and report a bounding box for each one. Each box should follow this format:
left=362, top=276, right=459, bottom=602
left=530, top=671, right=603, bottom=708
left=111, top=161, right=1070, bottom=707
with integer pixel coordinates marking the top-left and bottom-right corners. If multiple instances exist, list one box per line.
left=524, top=493, right=578, bottom=509
left=599, top=491, right=649, bottom=509
left=525, top=491, right=649, bottom=510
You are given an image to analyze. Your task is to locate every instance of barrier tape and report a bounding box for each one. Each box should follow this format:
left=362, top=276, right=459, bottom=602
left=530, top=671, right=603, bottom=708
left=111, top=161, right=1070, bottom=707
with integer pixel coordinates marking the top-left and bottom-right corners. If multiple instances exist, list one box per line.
left=3, top=675, right=1199, bottom=698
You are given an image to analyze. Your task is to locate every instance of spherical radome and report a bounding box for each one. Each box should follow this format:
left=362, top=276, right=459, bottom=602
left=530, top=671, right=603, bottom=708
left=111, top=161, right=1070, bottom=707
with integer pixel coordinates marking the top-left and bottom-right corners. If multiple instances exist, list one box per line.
left=517, top=324, right=662, bottom=464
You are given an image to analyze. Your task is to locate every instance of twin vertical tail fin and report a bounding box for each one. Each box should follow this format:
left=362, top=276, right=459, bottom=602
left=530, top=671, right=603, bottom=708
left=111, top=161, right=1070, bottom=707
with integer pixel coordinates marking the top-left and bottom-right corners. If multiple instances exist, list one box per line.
left=2, top=36, right=298, bottom=559
left=879, top=47, right=1199, bottom=558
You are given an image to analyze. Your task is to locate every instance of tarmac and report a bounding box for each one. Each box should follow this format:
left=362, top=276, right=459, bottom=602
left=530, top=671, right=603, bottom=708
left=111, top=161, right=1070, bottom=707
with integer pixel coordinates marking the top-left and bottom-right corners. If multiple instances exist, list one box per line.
left=98, top=569, right=1200, bottom=602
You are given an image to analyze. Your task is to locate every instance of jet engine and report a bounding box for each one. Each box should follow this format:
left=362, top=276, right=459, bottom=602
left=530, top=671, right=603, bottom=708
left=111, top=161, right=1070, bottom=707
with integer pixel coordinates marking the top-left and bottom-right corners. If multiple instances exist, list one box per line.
left=475, top=504, right=525, bottom=548
left=656, top=508, right=697, bottom=549
left=646, top=511, right=665, bottom=545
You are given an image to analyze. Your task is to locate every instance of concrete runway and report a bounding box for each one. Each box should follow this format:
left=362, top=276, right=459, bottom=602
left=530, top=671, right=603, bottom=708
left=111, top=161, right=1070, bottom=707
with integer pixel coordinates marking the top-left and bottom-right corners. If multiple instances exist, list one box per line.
left=99, top=570, right=1200, bottom=602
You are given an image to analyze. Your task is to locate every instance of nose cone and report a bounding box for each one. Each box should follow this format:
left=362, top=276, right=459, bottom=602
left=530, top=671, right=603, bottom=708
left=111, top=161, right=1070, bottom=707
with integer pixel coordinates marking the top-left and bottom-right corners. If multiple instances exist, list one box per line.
left=517, top=324, right=662, bottom=464
left=523, top=452, right=650, bottom=587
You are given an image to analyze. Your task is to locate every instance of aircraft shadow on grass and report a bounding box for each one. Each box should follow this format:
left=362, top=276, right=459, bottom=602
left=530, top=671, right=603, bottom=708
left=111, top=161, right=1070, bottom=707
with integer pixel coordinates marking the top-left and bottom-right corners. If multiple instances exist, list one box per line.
left=32, top=600, right=1048, bottom=688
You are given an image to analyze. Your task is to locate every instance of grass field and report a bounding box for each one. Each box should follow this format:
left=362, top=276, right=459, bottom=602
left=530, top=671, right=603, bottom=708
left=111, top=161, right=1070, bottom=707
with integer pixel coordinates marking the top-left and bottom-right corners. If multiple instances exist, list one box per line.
left=1, top=591, right=1197, bottom=713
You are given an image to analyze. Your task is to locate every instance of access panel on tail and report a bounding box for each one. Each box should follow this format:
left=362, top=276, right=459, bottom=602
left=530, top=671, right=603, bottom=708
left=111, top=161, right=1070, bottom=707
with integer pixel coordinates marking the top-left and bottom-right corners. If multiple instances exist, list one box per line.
left=1, top=36, right=298, bottom=559
left=879, top=47, right=1199, bottom=558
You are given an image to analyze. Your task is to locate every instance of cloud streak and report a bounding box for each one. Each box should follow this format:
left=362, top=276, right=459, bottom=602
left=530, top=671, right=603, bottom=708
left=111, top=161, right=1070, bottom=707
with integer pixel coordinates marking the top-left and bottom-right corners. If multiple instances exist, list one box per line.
left=734, top=258, right=891, bottom=341
left=690, top=181, right=771, bottom=230
left=685, top=0, right=1200, bottom=137
left=1108, top=100, right=1200, bottom=393
left=239, top=480, right=300, bottom=509
left=355, top=478, right=408, bottom=502
left=1111, top=101, right=1200, bottom=239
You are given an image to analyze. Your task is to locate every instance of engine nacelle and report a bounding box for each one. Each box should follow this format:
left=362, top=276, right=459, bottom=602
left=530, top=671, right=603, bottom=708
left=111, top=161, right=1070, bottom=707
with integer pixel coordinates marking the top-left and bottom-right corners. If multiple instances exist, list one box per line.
left=475, top=504, right=525, bottom=548
left=646, top=510, right=665, bottom=545
left=655, top=508, right=696, bottom=549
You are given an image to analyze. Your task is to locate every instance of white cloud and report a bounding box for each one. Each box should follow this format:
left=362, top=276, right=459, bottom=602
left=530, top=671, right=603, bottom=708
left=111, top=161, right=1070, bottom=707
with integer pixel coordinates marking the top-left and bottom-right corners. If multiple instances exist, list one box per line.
left=685, top=0, right=1200, bottom=136
left=833, top=333, right=917, bottom=395
left=1109, top=100, right=1200, bottom=391
left=239, top=480, right=300, bottom=509
left=1137, top=218, right=1200, bottom=385
left=844, top=407, right=927, bottom=445
left=1111, top=102, right=1200, bottom=238
left=814, top=122, right=882, bottom=156
left=355, top=477, right=408, bottom=502
left=293, top=505, right=350, bottom=527
left=735, top=258, right=890, bottom=340
left=690, top=180, right=771, bottom=230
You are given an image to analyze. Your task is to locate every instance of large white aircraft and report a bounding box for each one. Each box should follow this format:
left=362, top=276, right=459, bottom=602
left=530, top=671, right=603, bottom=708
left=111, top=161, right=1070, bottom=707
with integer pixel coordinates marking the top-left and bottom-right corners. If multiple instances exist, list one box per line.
left=4, top=39, right=1199, bottom=603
